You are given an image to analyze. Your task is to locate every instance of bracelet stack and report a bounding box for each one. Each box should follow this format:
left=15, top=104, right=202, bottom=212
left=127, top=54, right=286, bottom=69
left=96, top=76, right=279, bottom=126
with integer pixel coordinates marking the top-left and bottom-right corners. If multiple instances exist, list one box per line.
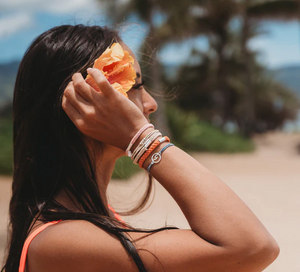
left=125, top=124, right=174, bottom=172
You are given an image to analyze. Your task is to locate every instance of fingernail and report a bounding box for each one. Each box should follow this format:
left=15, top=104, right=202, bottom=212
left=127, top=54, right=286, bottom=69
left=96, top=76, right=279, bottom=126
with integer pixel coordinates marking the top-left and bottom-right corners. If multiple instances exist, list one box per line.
left=87, top=68, right=93, bottom=73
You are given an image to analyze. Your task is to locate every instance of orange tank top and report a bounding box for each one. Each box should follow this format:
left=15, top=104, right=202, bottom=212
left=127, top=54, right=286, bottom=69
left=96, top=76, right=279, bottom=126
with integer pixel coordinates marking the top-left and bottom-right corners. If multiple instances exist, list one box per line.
left=18, top=205, right=126, bottom=272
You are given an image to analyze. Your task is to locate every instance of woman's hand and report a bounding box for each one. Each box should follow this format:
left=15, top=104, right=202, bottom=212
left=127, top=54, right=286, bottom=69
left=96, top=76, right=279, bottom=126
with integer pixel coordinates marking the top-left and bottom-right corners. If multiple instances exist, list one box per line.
left=61, top=68, right=149, bottom=151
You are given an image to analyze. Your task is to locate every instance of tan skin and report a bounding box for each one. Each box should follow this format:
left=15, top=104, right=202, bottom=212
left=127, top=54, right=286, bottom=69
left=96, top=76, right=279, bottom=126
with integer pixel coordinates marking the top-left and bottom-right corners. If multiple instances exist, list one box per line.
left=26, top=43, right=280, bottom=272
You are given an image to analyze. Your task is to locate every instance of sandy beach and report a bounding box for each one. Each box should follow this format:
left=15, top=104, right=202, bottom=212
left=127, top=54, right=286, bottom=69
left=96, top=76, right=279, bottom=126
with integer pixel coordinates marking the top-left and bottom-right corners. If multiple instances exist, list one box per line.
left=1, top=131, right=299, bottom=271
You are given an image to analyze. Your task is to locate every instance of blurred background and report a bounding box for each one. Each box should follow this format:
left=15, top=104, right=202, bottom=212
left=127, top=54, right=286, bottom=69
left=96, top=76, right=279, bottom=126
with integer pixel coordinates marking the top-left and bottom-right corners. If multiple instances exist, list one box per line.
left=0, top=0, right=299, bottom=271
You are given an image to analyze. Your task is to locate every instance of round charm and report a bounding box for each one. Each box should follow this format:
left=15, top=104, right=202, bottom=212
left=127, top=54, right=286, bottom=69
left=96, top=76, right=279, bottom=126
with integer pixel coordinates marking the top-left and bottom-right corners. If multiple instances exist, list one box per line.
left=151, top=153, right=161, bottom=164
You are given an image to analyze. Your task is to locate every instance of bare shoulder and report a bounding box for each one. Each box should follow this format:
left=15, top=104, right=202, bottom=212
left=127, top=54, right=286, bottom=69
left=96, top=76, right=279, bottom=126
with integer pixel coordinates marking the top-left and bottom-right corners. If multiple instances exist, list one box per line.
left=27, top=220, right=139, bottom=272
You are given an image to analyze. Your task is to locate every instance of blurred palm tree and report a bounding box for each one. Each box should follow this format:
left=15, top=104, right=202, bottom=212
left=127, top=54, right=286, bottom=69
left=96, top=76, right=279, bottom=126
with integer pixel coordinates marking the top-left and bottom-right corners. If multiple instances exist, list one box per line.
left=197, top=0, right=239, bottom=130
left=159, top=1, right=261, bottom=136
left=248, top=0, right=300, bottom=149
left=240, top=0, right=258, bottom=137
left=166, top=0, right=300, bottom=134
left=240, top=0, right=300, bottom=135
left=162, top=0, right=247, bottom=132
left=162, top=0, right=300, bottom=135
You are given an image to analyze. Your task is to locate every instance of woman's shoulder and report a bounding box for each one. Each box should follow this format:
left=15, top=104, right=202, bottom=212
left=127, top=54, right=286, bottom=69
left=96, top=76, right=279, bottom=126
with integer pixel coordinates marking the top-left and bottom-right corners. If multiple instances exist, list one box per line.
left=27, top=219, right=138, bottom=272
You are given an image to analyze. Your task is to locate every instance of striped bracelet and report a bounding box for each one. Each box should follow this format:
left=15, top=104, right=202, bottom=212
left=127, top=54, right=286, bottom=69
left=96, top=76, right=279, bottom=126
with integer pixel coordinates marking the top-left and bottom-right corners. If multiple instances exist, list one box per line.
left=147, top=143, right=174, bottom=173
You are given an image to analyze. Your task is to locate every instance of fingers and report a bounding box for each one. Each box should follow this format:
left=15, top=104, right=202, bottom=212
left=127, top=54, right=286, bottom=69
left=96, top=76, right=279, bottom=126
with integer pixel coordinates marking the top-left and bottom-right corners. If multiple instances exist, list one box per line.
left=62, top=93, right=83, bottom=128
left=71, top=73, right=95, bottom=101
left=64, top=81, right=91, bottom=115
left=87, top=68, right=117, bottom=97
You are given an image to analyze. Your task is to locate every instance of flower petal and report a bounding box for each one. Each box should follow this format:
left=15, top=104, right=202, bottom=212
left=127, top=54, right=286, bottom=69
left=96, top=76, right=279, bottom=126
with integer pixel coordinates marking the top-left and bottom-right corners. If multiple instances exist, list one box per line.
left=108, top=64, right=136, bottom=92
left=85, top=43, right=136, bottom=97
left=93, top=43, right=124, bottom=71
left=111, top=82, right=128, bottom=98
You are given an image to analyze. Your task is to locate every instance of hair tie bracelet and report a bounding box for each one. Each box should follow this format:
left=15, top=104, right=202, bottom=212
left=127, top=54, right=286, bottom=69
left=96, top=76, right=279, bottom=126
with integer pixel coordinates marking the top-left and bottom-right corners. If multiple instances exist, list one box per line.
left=126, top=124, right=154, bottom=157
left=131, top=129, right=159, bottom=160
left=132, top=131, right=162, bottom=165
left=138, top=136, right=170, bottom=168
left=147, top=143, right=174, bottom=173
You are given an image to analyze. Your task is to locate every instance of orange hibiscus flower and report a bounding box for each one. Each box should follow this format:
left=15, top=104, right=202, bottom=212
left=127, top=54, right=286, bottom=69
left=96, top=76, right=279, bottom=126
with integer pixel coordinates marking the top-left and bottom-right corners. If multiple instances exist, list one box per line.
left=85, top=43, right=136, bottom=98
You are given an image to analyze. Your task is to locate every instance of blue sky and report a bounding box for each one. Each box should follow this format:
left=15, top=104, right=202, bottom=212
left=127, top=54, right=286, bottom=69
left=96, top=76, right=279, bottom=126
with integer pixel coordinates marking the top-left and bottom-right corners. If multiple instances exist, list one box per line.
left=0, top=0, right=300, bottom=68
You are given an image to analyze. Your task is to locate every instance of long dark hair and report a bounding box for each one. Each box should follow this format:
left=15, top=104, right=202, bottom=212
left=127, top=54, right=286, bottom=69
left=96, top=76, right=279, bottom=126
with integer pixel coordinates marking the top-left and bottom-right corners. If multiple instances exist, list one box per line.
left=1, top=24, right=178, bottom=272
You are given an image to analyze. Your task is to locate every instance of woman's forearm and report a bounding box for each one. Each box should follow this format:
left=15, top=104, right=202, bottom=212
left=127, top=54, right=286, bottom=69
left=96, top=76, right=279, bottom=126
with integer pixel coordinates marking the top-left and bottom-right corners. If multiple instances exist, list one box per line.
left=133, top=128, right=279, bottom=260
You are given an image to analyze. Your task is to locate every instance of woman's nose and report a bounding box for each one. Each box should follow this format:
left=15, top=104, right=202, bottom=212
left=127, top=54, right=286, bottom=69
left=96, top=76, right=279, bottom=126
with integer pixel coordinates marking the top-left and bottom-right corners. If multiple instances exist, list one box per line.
left=143, top=90, right=158, bottom=115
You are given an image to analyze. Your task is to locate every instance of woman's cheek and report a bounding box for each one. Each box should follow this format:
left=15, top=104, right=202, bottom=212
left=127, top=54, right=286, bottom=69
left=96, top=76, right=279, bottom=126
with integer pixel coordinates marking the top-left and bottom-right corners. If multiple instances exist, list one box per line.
left=127, top=91, right=143, bottom=112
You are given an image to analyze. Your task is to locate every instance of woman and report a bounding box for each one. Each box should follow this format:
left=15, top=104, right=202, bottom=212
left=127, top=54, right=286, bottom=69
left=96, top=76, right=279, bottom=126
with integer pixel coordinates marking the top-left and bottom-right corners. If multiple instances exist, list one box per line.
left=2, top=24, right=279, bottom=272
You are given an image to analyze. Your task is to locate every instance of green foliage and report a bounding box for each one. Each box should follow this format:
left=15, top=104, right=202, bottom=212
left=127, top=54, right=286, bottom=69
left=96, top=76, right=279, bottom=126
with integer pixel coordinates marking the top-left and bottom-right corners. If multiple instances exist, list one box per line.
left=0, top=118, right=13, bottom=175
left=112, top=155, right=141, bottom=180
left=166, top=104, right=255, bottom=153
